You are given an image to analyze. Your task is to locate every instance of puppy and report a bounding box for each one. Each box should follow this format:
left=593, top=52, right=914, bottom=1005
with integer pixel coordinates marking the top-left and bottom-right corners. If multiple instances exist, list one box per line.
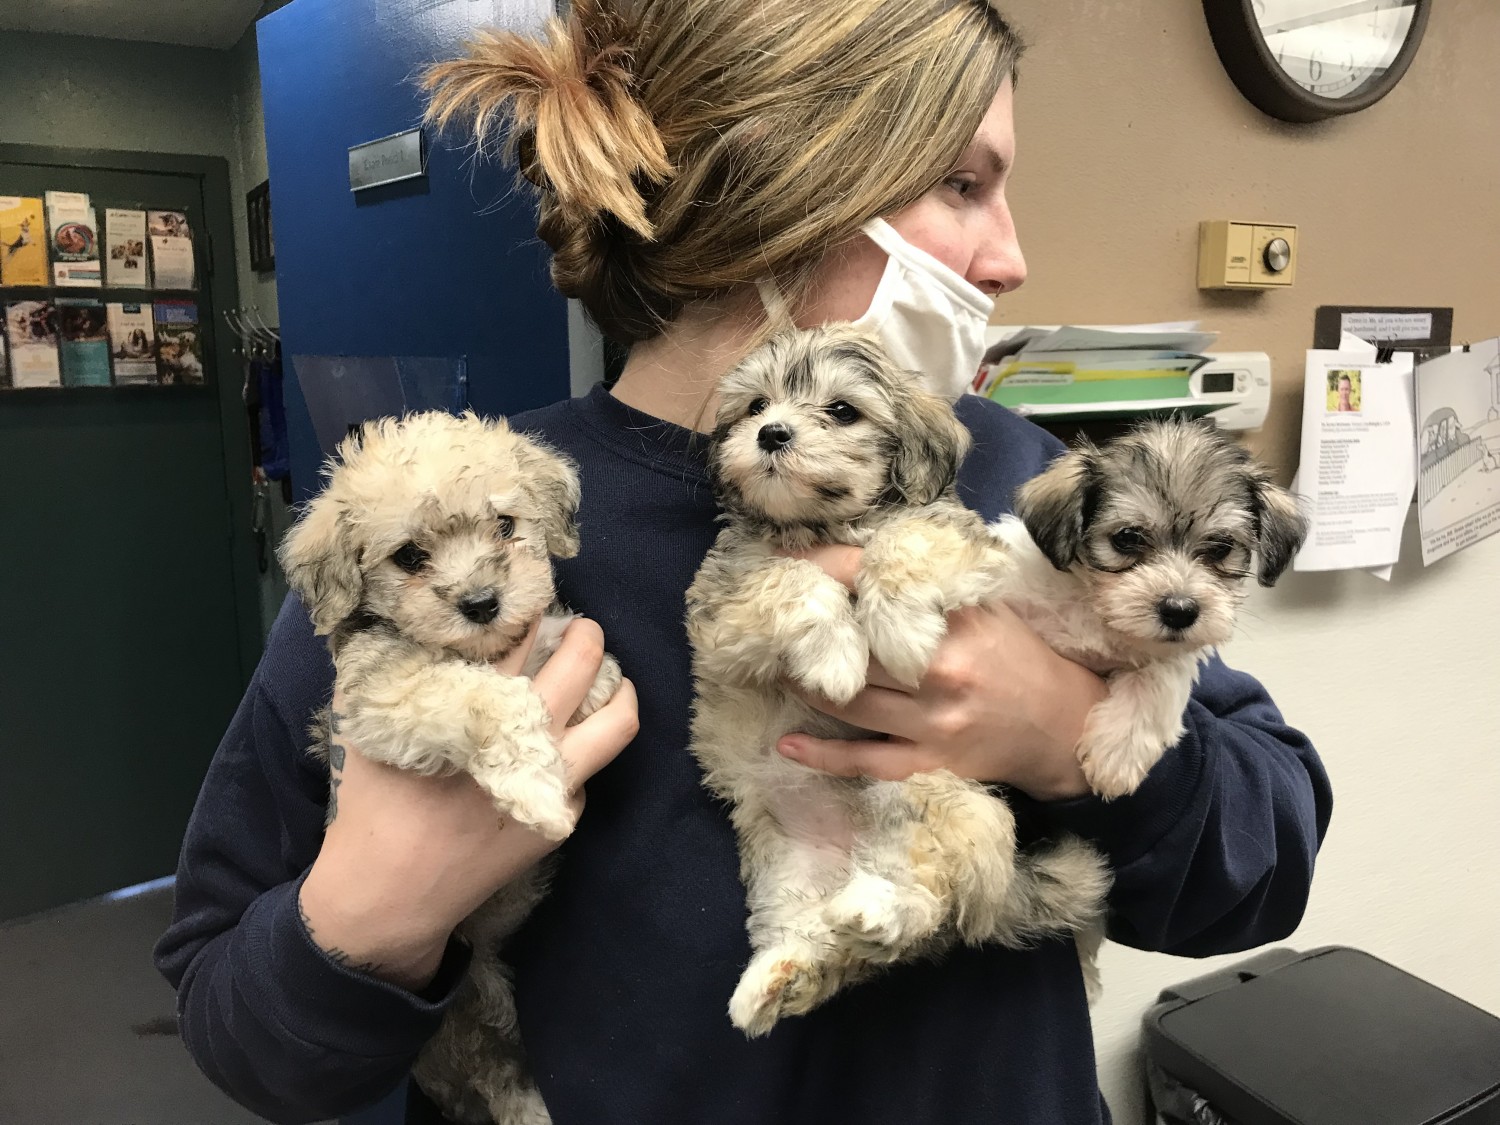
left=999, top=416, right=1306, bottom=1001
left=280, top=411, right=620, bottom=1125
left=1001, top=416, right=1307, bottom=801
left=687, top=326, right=1109, bottom=1038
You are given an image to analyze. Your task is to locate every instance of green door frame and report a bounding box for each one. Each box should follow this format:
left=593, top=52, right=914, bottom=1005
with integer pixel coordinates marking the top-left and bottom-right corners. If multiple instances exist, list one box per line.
left=1, top=142, right=262, bottom=683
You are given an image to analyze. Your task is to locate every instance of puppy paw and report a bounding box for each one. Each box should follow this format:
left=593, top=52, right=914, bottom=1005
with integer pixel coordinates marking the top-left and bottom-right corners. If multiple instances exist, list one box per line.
left=823, top=873, right=942, bottom=959
left=729, top=947, right=826, bottom=1038
left=786, top=617, right=869, bottom=705
left=1077, top=739, right=1153, bottom=801
left=856, top=592, right=946, bottom=688
left=481, top=761, right=575, bottom=841
left=568, top=652, right=622, bottom=726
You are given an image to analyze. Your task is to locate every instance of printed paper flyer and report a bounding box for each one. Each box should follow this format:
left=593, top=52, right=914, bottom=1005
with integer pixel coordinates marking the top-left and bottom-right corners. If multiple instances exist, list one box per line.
left=58, top=299, right=112, bottom=387
left=154, top=300, right=203, bottom=384
left=148, top=210, right=196, bottom=290
left=107, top=302, right=158, bottom=384
left=0, top=323, right=9, bottom=388
left=45, top=191, right=103, bottom=287
left=0, top=197, right=49, bottom=287
left=3, top=301, right=62, bottom=387
left=104, top=208, right=148, bottom=288
left=1415, top=339, right=1500, bottom=565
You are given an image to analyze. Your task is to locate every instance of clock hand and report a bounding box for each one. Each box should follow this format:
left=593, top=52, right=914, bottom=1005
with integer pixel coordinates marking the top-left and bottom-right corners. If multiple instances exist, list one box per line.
left=1260, top=0, right=1400, bottom=38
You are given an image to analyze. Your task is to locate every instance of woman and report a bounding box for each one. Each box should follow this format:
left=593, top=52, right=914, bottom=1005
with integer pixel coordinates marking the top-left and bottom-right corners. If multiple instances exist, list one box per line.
left=156, top=2, right=1332, bottom=1122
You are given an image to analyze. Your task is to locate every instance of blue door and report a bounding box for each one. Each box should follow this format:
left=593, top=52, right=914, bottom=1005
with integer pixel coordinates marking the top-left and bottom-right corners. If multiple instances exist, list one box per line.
left=258, top=0, right=569, bottom=497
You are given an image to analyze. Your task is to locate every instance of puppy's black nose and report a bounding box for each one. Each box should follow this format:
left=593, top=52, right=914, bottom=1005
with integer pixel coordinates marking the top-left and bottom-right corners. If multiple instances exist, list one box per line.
left=757, top=422, right=793, bottom=453
left=1157, top=597, right=1200, bottom=632
left=458, top=590, right=500, bottom=624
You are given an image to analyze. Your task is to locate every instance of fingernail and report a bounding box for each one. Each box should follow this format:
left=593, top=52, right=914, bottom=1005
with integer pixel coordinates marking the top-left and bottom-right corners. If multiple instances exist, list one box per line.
left=777, top=737, right=804, bottom=760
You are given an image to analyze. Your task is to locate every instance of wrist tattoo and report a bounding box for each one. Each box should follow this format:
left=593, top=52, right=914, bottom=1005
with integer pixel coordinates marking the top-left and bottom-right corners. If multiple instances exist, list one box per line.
left=327, top=709, right=347, bottom=820
left=299, top=896, right=386, bottom=976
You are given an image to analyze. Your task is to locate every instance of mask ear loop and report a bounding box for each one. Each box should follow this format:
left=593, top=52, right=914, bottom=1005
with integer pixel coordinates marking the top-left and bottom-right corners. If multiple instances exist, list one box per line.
left=755, top=277, right=795, bottom=329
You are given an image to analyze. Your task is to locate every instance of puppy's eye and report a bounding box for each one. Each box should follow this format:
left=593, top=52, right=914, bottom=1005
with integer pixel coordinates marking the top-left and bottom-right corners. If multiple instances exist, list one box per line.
left=1110, top=527, right=1148, bottom=554
left=826, top=401, right=861, bottom=425
left=392, top=542, right=429, bottom=573
left=1199, top=538, right=1235, bottom=564
left=747, top=397, right=769, bottom=417
left=497, top=515, right=516, bottom=539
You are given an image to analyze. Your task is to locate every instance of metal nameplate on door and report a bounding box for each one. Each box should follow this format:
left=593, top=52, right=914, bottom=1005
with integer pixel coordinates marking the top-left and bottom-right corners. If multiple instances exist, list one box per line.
left=348, top=128, right=426, bottom=192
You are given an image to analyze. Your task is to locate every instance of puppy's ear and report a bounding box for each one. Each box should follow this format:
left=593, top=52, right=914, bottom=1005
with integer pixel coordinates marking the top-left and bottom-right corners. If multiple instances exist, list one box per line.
left=279, top=492, right=363, bottom=634
left=1014, top=443, right=1100, bottom=571
left=1250, top=470, right=1307, bottom=586
left=887, top=383, right=972, bottom=506
left=515, top=435, right=583, bottom=559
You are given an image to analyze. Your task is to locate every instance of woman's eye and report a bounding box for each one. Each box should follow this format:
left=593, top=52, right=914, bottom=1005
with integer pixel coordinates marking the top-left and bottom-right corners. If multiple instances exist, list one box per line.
left=1200, top=539, right=1234, bottom=563
left=944, top=175, right=978, bottom=198
left=392, top=542, right=429, bottom=573
left=497, top=515, right=516, bottom=539
left=1110, top=528, right=1148, bottom=554
left=747, top=397, right=769, bottom=417
left=826, top=401, right=860, bottom=425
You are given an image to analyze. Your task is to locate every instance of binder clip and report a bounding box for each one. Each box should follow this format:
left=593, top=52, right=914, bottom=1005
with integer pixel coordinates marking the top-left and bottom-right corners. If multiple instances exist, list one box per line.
left=1375, top=340, right=1398, bottom=364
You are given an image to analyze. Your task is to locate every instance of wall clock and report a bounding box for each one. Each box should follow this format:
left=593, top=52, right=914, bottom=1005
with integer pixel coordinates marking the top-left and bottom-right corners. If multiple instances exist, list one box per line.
left=1203, top=0, right=1431, bottom=123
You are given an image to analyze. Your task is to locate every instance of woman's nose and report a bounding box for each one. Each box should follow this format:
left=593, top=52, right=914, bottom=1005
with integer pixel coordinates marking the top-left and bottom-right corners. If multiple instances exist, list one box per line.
left=970, top=205, right=1027, bottom=296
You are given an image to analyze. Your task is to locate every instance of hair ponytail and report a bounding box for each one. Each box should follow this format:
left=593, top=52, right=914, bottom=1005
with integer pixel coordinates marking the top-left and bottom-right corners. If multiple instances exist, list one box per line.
left=421, top=0, right=671, bottom=240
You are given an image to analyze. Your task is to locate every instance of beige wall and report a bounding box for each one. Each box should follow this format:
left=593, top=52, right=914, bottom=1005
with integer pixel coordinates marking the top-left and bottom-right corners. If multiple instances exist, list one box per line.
left=995, top=5, right=1500, bottom=1120
left=998, top=0, right=1500, bottom=478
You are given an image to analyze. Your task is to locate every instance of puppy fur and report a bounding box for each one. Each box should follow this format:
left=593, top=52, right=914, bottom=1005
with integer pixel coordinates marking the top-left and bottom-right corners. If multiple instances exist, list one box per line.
left=281, top=411, right=620, bottom=1125
left=1004, top=416, right=1307, bottom=1001
left=687, top=326, right=1110, bottom=1038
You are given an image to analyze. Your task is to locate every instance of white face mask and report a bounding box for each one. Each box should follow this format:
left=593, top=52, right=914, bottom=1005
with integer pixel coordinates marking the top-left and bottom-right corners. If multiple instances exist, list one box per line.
left=850, top=218, right=995, bottom=401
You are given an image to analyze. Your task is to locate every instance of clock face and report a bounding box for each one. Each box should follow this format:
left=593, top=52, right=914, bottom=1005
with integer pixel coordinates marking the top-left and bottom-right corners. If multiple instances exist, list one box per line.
left=1251, top=0, right=1420, bottom=101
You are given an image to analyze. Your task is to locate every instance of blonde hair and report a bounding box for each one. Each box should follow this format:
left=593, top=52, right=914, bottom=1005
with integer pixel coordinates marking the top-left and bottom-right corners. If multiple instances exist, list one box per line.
left=424, top=0, right=1023, bottom=344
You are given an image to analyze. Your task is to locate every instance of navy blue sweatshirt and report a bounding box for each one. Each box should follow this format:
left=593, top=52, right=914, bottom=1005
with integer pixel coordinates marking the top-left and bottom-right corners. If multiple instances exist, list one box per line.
left=155, top=386, right=1332, bottom=1125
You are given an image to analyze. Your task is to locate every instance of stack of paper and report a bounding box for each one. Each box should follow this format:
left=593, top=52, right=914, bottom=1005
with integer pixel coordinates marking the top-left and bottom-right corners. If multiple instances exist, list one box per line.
left=974, top=323, right=1218, bottom=416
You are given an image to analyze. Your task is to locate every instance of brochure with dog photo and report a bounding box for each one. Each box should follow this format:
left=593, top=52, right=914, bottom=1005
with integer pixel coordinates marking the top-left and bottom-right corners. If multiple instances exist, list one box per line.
left=0, top=196, right=49, bottom=287
left=58, top=299, right=112, bottom=387
left=45, top=191, right=103, bottom=287
left=3, top=300, right=62, bottom=387
left=148, top=210, right=196, bottom=290
left=154, top=300, right=203, bottom=384
left=104, top=208, right=148, bottom=288
left=107, top=302, right=157, bottom=384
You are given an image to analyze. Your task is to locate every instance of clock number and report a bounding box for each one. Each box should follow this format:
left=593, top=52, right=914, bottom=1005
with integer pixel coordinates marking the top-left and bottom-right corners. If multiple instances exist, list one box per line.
left=1309, top=50, right=1323, bottom=82
left=1252, top=0, right=1266, bottom=18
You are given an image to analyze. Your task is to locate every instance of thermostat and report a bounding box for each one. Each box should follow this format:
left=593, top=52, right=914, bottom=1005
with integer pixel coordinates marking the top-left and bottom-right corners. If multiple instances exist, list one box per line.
left=1198, top=221, right=1298, bottom=289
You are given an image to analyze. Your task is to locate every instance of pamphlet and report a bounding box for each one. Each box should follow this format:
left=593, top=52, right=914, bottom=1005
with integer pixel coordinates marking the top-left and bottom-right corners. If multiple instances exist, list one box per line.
left=58, top=299, right=112, bottom=387
left=148, top=210, right=196, bottom=290
left=106, top=302, right=158, bottom=384
left=3, top=300, right=62, bottom=387
left=154, top=300, right=203, bottom=384
left=104, top=208, right=148, bottom=288
left=45, top=191, right=103, bottom=287
left=0, top=323, right=9, bottom=388
left=1293, top=341, right=1416, bottom=574
left=1414, top=338, right=1500, bottom=565
left=0, top=196, right=49, bottom=287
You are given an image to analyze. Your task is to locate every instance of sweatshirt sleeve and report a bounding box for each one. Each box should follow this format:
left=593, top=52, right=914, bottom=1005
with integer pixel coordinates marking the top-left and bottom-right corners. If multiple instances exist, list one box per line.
left=152, top=596, right=471, bottom=1125
left=1019, top=654, right=1333, bottom=957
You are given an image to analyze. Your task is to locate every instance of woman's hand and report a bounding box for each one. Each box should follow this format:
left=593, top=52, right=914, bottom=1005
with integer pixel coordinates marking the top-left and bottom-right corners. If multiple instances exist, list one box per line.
left=298, top=618, right=638, bottom=992
left=776, top=545, right=1103, bottom=802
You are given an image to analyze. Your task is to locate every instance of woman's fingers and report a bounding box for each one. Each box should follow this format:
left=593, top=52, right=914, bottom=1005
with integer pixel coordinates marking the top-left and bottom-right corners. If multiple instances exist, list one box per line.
left=780, top=544, right=862, bottom=591
left=784, top=680, right=921, bottom=741
left=530, top=617, right=609, bottom=736
left=558, top=677, right=639, bottom=789
left=776, top=732, right=935, bottom=782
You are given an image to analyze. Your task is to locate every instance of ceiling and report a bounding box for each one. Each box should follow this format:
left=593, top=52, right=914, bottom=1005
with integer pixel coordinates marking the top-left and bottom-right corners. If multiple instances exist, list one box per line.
left=0, top=0, right=266, bottom=50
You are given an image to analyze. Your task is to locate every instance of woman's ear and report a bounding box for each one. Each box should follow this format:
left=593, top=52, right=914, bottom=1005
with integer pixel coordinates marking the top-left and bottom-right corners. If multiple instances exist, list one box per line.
left=279, top=493, right=363, bottom=634
left=1014, top=444, right=1100, bottom=572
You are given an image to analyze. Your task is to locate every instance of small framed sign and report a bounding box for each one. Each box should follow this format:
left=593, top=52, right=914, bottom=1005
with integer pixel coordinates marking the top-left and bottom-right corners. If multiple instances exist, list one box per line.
left=246, top=180, right=274, bottom=273
left=348, top=128, right=426, bottom=193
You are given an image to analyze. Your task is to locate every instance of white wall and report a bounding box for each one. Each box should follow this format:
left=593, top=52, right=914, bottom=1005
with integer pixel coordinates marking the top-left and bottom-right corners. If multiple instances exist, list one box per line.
left=1093, top=517, right=1500, bottom=1121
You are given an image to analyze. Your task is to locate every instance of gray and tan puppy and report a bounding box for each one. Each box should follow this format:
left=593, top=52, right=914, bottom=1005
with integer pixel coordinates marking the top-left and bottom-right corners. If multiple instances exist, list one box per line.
left=996, top=415, right=1307, bottom=998
left=687, top=325, right=1108, bottom=1038
left=281, top=411, right=620, bottom=1125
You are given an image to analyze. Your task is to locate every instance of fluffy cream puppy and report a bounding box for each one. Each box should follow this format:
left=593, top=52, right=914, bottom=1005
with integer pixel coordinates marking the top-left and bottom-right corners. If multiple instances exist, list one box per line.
left=281, top=411, right=620, bottom=1125
left=687, top=326, right=1109, bottom=1038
